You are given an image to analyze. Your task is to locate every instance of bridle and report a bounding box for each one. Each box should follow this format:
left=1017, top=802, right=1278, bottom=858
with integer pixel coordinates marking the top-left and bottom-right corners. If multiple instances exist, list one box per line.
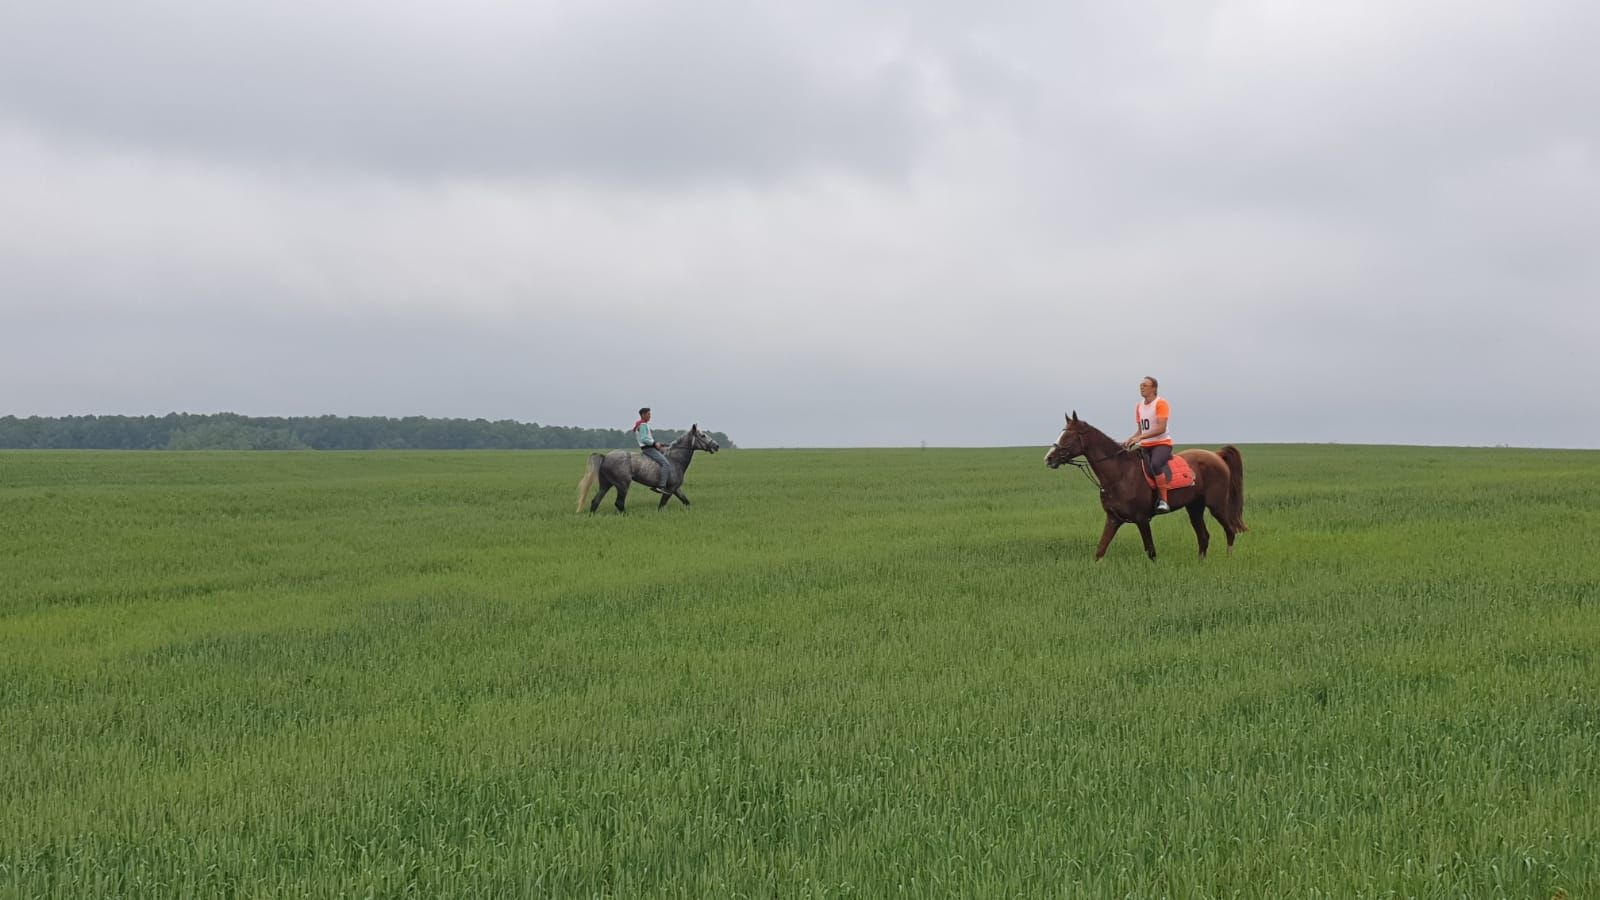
left=1051, top=429, right=1133, bottom=492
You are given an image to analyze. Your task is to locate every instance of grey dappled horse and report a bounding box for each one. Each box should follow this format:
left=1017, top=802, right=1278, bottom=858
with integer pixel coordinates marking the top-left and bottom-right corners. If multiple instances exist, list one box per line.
left=576, top=424, right=720, bottom=512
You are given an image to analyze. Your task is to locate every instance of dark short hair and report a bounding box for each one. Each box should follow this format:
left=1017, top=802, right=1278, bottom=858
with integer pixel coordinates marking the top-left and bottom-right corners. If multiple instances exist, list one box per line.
left=639, top=407, right=650, bottom=417
left=1142, top=376, right=1158, bottom=391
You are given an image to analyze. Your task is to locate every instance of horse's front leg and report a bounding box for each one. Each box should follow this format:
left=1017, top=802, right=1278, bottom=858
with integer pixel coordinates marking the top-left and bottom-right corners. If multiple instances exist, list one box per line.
left=1094, top=515, right=1122, bottom=561
left=1136, top=520, right=1157, bottom=560
left=657, top=490, right=672, bottom=509
left=1187, top=504, right=1210, bottom=559
left=675, top=490, right=689, bottom=507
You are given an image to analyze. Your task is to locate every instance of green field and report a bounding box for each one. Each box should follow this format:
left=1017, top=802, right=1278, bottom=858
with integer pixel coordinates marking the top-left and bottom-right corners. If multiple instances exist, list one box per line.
left=3, top=445, right=1597, bottom=897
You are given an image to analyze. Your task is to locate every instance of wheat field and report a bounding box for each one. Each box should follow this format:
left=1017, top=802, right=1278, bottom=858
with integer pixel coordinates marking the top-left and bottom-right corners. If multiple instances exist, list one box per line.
left=3, top=445, right=1597, bottom=896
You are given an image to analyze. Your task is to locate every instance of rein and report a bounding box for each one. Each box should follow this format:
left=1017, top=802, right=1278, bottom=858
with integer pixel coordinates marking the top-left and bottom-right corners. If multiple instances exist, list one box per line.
left=664, top=435, right=712, bottom=455
left=1060, top=455, right=1102, bottom=490
left=1054, top=436, right=1135, bottom=492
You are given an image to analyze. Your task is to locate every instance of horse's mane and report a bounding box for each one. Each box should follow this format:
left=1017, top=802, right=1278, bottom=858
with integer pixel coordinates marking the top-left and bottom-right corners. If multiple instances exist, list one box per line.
left=1070, top=417, right=1125, bottom=458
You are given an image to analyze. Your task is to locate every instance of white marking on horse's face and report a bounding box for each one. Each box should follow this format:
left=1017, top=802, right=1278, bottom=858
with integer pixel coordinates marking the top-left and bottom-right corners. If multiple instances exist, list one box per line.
left=1044, top=428, right=1077, bottom=468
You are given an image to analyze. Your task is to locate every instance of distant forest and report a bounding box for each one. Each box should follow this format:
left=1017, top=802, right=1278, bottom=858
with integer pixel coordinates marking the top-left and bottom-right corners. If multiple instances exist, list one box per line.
left=0, top=414, right=735, bottom=451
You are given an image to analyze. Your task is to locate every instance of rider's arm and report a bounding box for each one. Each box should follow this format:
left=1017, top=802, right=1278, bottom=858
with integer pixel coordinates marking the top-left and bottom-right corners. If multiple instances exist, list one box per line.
left=1145, top=397, right=1171, bottom=441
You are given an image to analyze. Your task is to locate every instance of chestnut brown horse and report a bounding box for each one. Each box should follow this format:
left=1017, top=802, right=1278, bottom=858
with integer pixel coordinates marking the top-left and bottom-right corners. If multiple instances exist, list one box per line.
left=1044, top=411, right=1247, bottom=561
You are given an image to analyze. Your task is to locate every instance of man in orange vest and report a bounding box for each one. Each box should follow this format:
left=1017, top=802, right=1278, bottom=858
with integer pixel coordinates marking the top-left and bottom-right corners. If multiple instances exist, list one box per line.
left=1123, top=376, right=1174, bottom=512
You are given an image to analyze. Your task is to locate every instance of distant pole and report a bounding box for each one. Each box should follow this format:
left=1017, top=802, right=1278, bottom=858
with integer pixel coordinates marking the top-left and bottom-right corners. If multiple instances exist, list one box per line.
left=921, top=440, right=927, bottom=451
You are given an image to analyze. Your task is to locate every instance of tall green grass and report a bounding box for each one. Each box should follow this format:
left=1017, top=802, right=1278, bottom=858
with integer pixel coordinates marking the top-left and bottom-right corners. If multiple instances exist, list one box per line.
left=2, top=445, right=1596, bottom=896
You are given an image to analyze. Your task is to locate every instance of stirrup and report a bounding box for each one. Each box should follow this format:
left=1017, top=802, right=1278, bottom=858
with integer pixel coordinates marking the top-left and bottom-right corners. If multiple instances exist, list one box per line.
left=1155, top=499, right=1170, bottom=512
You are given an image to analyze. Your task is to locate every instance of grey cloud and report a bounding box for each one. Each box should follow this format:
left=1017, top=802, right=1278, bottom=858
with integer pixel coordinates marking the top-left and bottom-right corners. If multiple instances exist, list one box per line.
left=3, top=1, right=1598, bottom=448
left=0, top=1, right=929, bottom=183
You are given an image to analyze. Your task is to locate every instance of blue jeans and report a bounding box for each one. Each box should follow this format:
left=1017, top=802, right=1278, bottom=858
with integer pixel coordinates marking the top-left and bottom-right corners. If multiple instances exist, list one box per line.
left=641, top=447, right=671, bottom=488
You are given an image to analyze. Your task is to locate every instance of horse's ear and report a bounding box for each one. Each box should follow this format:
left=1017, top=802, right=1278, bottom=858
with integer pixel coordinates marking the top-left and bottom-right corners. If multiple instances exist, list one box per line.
left=691, top=423, right=699, bottom=432
left=1071, top=410, right=1079, bottom=422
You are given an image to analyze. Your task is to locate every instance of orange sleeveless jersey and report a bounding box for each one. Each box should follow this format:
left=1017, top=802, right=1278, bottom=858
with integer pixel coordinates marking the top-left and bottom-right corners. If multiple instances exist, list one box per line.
left=1135, top=397, right=1174, bottom=447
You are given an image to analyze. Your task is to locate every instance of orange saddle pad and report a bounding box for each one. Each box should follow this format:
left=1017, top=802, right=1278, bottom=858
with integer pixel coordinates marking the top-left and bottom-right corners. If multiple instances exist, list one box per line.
left=1143, top=453, right=1195, bottom=490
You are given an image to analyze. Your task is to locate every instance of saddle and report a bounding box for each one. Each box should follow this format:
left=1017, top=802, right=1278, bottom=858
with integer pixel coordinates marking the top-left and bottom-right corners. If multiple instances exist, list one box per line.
left=1141, top=452, right=1195, bottom=490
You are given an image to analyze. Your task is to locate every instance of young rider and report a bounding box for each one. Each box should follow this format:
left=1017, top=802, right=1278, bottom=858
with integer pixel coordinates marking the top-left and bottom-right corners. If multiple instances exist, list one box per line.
left=1123, top=376, right=1174, bottom=512
left=632, top=407, right=672, bottom=493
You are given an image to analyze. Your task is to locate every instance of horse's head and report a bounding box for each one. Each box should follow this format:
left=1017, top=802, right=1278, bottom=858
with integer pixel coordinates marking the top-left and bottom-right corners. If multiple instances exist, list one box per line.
left=1044, top=410, right=1089, bottom=468
left=678, top=424, right=720, bottom=453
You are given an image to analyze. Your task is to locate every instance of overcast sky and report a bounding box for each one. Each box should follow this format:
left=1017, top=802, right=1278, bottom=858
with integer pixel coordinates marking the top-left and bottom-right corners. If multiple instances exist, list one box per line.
left=3, top=1, right=1595, bottom=448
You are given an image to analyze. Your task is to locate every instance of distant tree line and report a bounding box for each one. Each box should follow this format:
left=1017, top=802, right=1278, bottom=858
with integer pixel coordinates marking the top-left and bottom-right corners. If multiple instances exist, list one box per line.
left=0, top=414, right=734, bottom=451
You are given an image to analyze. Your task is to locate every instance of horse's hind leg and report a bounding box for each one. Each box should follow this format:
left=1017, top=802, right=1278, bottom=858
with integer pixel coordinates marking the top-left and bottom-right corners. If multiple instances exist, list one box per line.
left=1207, top=495, right=1237, bottom=553
left=1187, top=503, right=1211, bottom=559
left=590, top=479, right=612, bottom=513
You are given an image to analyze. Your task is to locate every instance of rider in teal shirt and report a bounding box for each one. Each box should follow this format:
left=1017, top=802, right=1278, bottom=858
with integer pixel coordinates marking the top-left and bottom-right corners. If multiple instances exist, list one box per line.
left=634, top=407, right=672, bottom=492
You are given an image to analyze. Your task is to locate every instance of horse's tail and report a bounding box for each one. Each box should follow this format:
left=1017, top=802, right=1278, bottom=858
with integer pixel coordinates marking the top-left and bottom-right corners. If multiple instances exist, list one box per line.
left=576, top=453, right=602, bottom=512
left=1219, top=444, right=1248, bottom=532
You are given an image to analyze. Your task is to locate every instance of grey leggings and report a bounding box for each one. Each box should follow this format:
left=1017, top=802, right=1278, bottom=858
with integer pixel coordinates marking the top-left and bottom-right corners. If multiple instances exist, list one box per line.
left=1142, top=444, right=1172, bottom=480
